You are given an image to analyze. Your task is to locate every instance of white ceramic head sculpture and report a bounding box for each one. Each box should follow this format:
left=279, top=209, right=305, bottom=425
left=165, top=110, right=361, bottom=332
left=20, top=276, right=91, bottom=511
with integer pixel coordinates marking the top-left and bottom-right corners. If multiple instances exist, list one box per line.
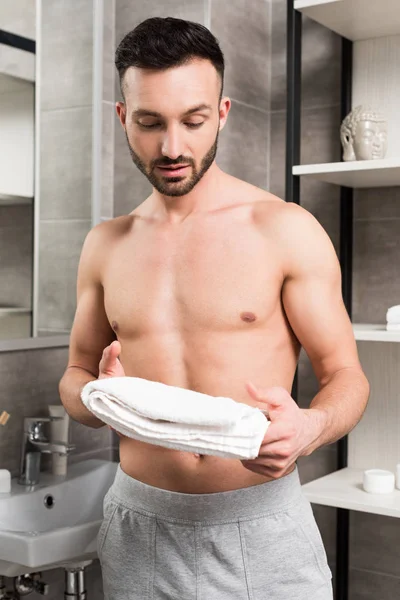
left=340, top=105, right=388, bottom=161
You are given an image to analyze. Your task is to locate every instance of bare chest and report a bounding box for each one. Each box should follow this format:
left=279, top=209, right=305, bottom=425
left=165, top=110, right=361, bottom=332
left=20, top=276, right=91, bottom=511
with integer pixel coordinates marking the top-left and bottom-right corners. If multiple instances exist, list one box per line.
left=102, top=216, right=284, bottom=338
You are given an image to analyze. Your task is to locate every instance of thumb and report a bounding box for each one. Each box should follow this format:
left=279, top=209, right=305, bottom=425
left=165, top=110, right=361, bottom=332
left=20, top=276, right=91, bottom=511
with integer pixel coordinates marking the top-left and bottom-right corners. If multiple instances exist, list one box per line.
left=245, top=382, right=287, bottom=416
left=99, top=340, right=122, bottom=376
left=245, top=381, right=270, bottom=417
left=108, top=340, right=121, bottom=359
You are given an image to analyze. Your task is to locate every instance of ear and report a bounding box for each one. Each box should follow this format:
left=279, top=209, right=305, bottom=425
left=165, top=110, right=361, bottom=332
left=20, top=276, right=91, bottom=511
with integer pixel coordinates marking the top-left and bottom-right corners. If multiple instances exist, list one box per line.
left=218, top=96, right=231, bottom=132
left=116, top=102, right=127, bottom=128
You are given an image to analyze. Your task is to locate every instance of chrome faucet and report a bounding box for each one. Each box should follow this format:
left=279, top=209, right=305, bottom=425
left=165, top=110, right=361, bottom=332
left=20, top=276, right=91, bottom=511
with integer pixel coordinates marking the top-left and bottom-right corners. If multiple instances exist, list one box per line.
left=18, top=417, right=75, bottom=486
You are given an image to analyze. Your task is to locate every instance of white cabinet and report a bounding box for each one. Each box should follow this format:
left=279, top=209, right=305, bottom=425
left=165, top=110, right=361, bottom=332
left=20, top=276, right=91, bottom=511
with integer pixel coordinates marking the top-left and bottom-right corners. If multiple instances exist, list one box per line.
left=0, top=73, right=34, bottom=200
left=294, top=0, right=400, bottom=41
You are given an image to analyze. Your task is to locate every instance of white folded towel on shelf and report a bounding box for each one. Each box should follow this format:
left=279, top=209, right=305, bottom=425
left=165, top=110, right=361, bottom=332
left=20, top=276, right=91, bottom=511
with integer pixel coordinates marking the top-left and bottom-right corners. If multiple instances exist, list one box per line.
left=386, top=305, right=400, bottom=324
left=387, top=323, right=400, bottom=331
left=386, top=305, right=400, bottom=331
left=81, top=377, right=270, bottom=460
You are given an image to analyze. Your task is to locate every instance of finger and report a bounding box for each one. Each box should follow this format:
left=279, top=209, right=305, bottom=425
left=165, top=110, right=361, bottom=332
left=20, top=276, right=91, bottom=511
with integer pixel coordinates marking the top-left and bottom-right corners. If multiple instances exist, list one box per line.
left=101, top=341, right=120, bottom=368
left=259, top=423, right=291, bottom=445
left=242, top=461, right=290, bottom=479
left=255, top=441, right=292, bottom=462
left=246, top=382, right=282, bottom=404
left=241, top=460, right=282, bottom=478
left=245, top=381, right=260, bottom=401
left=108, top=340, right=121, bottom=358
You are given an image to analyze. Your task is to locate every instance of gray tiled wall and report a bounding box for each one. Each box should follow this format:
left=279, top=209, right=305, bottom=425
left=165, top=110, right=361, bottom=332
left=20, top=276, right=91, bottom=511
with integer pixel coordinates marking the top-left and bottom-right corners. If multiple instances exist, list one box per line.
left=37, top=0, right=94, bottom=335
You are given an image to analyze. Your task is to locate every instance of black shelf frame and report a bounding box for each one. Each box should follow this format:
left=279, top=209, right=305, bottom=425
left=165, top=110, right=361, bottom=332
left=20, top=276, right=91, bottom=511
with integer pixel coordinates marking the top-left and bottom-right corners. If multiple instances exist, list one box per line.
left=285, top=2, right=353, bottom=599
left=0, top=29, right=35, bottom=54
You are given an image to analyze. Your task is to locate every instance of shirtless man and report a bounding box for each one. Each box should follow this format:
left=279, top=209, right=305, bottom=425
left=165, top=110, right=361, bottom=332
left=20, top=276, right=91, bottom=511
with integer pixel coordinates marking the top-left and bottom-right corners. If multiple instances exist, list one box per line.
left=59, top=16, right=369, bottom=600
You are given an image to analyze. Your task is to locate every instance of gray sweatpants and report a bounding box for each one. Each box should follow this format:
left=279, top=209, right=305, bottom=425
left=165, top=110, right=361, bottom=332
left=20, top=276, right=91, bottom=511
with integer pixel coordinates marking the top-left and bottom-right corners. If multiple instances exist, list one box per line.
left=97, top=464, right=333, bottom=600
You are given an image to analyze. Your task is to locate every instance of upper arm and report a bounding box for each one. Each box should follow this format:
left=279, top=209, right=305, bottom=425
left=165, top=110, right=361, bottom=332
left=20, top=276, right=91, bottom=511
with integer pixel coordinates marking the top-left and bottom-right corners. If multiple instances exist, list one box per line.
left=67, top=223, right=115, bottom=377
left=279, top=203, right=362, bottom=387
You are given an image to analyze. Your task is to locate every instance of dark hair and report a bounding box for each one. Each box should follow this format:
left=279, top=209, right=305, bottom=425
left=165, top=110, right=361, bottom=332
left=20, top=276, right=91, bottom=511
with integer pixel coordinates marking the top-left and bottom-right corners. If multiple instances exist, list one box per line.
left=115, top=17, right=225, bottom=100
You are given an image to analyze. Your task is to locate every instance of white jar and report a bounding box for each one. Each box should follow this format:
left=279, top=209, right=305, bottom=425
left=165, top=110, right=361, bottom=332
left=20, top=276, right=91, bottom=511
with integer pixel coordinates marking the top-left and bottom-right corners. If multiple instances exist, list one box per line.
left=363, top=469, right=395, bottom=494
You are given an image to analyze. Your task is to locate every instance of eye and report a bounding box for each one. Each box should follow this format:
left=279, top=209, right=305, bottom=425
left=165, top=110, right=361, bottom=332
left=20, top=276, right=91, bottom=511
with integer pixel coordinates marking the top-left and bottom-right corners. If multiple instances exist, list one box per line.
left=138, top=122, right=160, bottom=129
left=185, top=122, right=204, bottom=129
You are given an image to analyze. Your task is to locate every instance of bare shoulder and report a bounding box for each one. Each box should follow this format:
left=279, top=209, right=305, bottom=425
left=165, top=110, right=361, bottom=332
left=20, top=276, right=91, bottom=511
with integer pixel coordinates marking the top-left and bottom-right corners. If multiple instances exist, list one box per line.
left=251, top=196, right=339, bottom=276
left=252, top=195, right=328, bottom=240
left=83, top=214, right=135, bottom=252
left=78, top=214, right=136, bottom=282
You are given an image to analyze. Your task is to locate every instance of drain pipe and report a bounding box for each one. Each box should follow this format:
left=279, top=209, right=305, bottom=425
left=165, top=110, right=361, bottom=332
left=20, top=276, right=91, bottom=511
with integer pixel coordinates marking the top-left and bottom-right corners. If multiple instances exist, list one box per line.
left=64, top=566, right=87, bottom=600
left=0, top=577, right=8, bottom=599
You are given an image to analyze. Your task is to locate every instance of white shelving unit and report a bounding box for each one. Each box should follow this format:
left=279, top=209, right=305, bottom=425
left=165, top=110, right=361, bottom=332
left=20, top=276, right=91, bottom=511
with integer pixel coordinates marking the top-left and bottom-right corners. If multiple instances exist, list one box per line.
left=352, top=324, right=400, bottom=343
left=302, top=468, right=400, bottom=519
left=292, top=2, right=400, bottom=526
left=0, top=73, right=34, bottom=200
left=294, top=0, right=400, bottom=41
left=293, top=159, right=400, bottom=188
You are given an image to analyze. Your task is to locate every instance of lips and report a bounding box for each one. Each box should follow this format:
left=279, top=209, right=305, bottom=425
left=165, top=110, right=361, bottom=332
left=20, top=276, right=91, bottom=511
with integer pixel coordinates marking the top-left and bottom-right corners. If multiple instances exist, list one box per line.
left=156, top=165, right=189, bottom=176
left=158, top=165, right=189, bottom=170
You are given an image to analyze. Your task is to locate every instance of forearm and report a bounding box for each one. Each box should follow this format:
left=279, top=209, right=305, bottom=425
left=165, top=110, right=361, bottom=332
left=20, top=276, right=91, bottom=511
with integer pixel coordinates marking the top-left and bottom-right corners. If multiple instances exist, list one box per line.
left=59, top=366, right=105, bottom=429
left=302, top=367, right=370, bottom=455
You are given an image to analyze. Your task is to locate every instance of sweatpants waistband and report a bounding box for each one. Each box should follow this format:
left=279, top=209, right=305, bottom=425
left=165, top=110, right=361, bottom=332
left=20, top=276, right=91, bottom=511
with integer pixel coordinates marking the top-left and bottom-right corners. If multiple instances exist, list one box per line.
left=108, top=463, right=303, bottom=523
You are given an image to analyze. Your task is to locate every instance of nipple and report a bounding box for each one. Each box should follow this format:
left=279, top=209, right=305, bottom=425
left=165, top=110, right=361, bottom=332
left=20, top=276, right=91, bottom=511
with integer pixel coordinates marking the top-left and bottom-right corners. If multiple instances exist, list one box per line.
left=240, top=312, right=256, bottom=323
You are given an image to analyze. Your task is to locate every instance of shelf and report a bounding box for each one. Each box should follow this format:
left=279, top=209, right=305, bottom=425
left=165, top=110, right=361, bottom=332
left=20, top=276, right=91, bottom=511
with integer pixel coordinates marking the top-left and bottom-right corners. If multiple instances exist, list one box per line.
left=0, top=193, right=32, bottom=206
left=302, top=468, right=400, bottom=518
left=0, top=308, right=31, bottom=340
left=0, top=45, right=35, bottom=83
left=294, top=0, right=400, bottom=41
left=293, top=159, right=400, bottom=188
left=0, top=308, right=31, bottom=317
left=353, top=324, right=400, bottom=343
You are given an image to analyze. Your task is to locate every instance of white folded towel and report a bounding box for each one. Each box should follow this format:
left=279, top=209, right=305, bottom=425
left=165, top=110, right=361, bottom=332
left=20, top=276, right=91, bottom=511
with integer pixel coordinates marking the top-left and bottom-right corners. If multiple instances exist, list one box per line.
left=386, top=305, right=400, bottom=324
left=81, top=377, right=270, bottom=459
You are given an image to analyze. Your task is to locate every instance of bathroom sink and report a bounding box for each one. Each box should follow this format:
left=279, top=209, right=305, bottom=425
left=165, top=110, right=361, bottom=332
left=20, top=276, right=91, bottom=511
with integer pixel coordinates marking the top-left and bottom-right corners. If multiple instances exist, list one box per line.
left=0, top=458, right=118, bottom=577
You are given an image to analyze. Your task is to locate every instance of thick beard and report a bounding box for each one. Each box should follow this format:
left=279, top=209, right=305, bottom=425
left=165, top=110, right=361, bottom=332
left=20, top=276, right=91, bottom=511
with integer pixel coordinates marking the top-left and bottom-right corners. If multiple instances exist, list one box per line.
left=125, top=130, right=219, bottom=197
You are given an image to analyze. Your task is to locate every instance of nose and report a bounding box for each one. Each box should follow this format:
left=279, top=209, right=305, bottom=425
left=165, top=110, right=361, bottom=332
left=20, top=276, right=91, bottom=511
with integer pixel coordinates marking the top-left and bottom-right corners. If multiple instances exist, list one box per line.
left=372, top=136, right=382, bottom=149
left=161, top=125, right=184, bottom=160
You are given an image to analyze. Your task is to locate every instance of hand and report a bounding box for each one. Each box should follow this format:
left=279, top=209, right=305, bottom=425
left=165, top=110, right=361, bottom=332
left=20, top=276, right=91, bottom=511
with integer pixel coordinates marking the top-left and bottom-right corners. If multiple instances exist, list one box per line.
left=98, top=340, right=125, bottom=437
left=241, top=381, right=324, bottom=479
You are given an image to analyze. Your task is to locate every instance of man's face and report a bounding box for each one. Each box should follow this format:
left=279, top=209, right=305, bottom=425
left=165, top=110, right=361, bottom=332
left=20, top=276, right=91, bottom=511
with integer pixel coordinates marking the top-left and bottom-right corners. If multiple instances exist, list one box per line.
left=116, top=59, right=229, bottom=197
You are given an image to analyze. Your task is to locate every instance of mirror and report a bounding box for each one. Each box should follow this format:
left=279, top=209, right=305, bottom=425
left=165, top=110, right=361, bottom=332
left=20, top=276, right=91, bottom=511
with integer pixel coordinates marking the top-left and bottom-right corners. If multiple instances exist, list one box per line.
left=0, top=1, right=101, bottom=344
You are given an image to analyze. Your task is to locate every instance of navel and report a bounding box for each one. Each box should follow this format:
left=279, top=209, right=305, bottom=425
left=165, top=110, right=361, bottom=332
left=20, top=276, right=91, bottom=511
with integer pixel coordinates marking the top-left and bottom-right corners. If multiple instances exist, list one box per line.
left=240, top=312, right=257, bottom=323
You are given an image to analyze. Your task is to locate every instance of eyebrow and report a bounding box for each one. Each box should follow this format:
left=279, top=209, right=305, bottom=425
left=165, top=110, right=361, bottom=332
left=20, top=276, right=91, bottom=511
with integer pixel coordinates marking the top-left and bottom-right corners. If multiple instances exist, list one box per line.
left=132, top=104, right=213, bottom=119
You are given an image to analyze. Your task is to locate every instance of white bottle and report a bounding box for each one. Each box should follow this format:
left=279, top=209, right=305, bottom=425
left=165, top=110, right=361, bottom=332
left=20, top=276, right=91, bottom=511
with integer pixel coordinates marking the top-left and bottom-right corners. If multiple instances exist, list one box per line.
left=0, top=469, right=11, bottom=493
left=49, top=405, right=70, bottom=476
